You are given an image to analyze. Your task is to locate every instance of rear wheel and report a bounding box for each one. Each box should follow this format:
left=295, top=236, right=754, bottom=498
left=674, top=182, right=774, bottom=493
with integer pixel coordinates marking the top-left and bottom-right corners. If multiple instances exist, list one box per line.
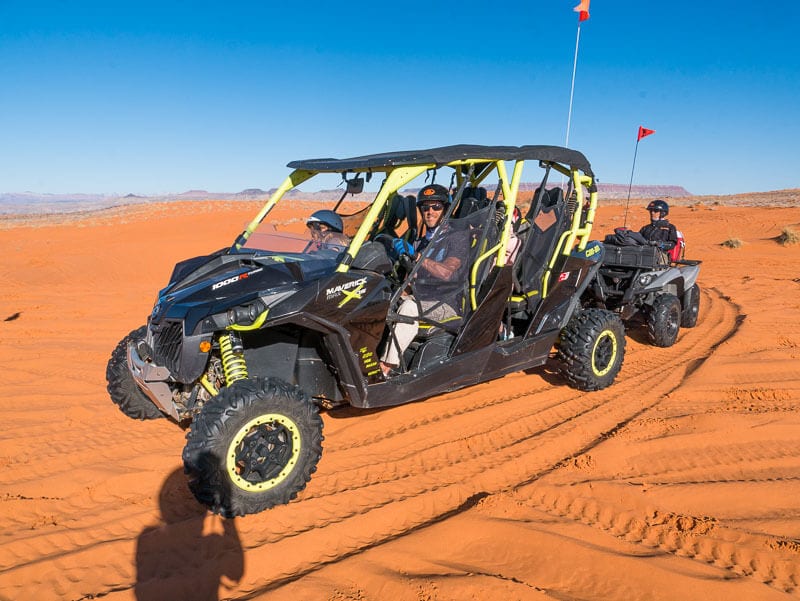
left=681, top=284, right=700, bottom=328
left=556, top=309, right=626, bottom=391
left=647, top=293, right=681, bottom=347
left=106, top=326, right=164, bottom=420
left=182, top=377, right=323, bottom=517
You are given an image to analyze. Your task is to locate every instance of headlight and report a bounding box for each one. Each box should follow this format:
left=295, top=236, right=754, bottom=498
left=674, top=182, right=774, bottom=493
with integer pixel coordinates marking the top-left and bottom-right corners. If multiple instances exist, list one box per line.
left=227, top=299, right=268, bottom=326
left=638, top=274, right=654, bottom=287
left=199, top=288, right=295, bottom=334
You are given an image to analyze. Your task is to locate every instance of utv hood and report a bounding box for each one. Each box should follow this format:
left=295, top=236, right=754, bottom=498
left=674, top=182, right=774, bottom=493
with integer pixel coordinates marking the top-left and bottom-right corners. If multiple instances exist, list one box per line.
left=150, top=250, right=338, bottom=333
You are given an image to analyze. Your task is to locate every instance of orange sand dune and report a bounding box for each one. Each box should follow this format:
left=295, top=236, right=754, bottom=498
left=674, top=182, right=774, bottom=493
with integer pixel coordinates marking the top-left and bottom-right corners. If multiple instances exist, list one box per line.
left=1, top=201, right=799, bottom=601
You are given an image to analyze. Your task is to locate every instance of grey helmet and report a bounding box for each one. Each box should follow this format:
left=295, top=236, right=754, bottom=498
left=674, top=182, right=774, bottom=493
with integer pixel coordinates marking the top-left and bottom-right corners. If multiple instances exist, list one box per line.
left=307, top=209, right=343, bottom=232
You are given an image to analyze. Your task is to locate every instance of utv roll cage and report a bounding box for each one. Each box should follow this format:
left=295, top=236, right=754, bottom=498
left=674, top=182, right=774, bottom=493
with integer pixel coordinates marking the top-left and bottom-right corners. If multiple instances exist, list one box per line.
left=233, top=145, right=599, bottom=295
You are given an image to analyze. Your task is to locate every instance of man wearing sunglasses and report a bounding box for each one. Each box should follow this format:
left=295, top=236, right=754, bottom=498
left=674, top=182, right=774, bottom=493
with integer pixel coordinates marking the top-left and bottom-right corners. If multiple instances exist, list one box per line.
left=381, top=184, right=469, bottom=376
left=392, top=184, right=450, bottom=257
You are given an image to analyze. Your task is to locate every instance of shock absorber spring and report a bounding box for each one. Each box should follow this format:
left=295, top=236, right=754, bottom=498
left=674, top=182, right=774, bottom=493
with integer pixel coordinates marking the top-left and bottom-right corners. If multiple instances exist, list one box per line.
left=219, top=332, right=248, bottom=386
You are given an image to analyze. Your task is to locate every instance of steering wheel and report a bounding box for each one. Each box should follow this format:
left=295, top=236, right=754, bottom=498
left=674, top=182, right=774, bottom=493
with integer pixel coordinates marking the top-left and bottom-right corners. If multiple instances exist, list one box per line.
left=372, top=234, right=415, bottom=284
left=373, top=233, right=396, bottom=253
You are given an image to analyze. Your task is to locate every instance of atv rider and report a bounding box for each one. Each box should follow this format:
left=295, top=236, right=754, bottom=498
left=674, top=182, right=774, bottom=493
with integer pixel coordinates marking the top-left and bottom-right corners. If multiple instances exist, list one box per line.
left=380, top=184, right=469, bottom=376
left=306, top=209, right=350, bottom=253
left=639, top=199, right=678, bottom=253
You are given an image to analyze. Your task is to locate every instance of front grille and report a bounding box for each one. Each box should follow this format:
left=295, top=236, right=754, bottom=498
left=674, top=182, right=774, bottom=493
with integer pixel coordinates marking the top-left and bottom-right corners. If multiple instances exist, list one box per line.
left=152, top=320, right=183, bottom=374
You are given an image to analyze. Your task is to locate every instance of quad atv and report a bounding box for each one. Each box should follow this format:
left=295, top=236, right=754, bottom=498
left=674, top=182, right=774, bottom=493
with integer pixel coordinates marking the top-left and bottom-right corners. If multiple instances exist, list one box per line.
left=106, top=144, right=627, bottom=517
left=582, top=230, right=701, bottom=347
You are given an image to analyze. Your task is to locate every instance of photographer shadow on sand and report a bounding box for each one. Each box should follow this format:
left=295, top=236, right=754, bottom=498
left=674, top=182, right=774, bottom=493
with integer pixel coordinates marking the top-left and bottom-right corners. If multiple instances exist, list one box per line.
left=135, top=463, right=244, bottom=601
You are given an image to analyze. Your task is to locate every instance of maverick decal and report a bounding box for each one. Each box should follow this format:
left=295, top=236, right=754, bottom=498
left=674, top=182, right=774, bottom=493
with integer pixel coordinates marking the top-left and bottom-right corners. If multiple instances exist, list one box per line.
left=326, top=277, right=368, bottom=307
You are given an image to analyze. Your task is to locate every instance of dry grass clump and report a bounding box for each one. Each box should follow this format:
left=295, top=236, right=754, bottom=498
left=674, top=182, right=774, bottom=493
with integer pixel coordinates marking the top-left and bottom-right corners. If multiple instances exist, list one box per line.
left=721, top=237, right=743, bottom=249
left=776, top=226, right=799, bottom=246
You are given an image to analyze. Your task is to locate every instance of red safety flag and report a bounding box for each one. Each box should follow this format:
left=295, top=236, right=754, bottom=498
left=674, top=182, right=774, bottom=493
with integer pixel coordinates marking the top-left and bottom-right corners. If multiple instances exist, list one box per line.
left=637, top=126, right=655, bottom=141
left=574, top=0, right=590, bottom=21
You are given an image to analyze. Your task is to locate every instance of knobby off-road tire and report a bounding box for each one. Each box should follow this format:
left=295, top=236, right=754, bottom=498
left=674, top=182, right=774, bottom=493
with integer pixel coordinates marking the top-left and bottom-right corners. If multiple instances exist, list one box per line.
left=681, top=283, right=700, bottom=328
left=556, top=309, right=626, bottom=391
left=647, top=293, right=682, bottom=347
left=106, top=326, right=164, bottom=420
left=182, top=377, right=324, bottom=517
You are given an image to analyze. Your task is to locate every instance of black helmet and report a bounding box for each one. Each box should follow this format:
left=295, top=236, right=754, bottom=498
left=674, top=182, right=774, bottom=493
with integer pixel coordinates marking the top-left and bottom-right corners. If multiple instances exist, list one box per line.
left=416, top=184, right=451, bottom=207
left=307, top=209, right=343, bottom=232
left=646, top=199, right=669, bottom=218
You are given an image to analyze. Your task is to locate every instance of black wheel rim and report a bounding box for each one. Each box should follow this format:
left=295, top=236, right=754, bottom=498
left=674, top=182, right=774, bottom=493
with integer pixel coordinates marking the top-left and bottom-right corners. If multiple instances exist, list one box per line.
left=592, top=330, right=617, bottom=376
left=227, top=414, right=301, bottom=492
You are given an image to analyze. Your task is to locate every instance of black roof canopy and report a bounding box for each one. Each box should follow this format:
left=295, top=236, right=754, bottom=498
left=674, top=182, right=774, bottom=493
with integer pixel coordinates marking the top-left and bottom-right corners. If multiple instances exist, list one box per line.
left=287, top=144, right=594, bottom=179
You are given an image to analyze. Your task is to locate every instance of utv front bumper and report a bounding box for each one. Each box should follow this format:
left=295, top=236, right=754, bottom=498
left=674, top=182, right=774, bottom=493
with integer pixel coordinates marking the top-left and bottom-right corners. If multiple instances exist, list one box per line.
left=127, top=341, right=180, bottom=420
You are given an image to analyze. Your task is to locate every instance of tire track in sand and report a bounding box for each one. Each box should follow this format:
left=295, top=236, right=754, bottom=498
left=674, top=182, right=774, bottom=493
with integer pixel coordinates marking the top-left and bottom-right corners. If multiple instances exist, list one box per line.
left=511, top=483, right=800, bottom=595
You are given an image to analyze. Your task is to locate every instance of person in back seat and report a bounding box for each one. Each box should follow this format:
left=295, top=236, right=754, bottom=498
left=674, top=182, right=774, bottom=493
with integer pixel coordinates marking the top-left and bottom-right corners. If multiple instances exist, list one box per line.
left=380, top=185, right=469, bottom=376
left=639, top=200, right=678, bottom=252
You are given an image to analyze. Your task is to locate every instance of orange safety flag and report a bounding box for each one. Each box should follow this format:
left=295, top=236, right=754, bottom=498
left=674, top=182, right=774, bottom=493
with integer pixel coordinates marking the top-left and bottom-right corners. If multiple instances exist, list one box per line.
left=573, top=0, right=590, bottom=21
left=637, top=126, right=655, bottom=141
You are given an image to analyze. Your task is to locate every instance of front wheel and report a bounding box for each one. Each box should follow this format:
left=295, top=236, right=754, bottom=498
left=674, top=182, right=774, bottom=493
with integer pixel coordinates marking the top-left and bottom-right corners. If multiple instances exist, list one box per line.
left=647, top=293, right=681, bottom=347
left=106, top=326, right=165, bottom=420
left=556, top=309, right=626, bottom=391
left=182, top=377, right=324, bottom=517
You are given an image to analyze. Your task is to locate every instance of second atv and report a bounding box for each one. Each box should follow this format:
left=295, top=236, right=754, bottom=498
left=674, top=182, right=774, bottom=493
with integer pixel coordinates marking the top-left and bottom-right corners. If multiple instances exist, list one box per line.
left=583, top=218, right=701, bottom=347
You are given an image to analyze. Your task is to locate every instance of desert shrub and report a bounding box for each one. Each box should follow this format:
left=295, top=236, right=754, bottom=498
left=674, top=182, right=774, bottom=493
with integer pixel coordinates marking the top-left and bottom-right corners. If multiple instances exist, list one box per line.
left=777, top=226, right=799, bottom=246
left=721, top=237, right=743, bottom=249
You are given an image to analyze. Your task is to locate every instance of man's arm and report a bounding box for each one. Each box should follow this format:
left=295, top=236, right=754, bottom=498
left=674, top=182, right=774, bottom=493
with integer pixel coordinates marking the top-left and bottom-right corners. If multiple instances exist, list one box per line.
left=420, top=256, right=462, bottom=280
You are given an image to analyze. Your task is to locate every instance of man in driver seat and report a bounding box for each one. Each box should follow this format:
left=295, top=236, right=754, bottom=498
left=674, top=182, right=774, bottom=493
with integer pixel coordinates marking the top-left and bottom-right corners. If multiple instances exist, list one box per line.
left=380, top=185, right=469, bottom=376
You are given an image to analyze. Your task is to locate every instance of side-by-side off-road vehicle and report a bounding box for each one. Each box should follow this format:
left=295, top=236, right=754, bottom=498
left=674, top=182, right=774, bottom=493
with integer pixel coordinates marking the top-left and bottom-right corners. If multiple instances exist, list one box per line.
left=107, top=144, right=628, bottom=517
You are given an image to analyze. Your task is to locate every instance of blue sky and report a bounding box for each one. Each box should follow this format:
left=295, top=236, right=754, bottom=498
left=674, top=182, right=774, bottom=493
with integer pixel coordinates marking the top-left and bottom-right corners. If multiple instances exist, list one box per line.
left=1, top=1, right=797, bottom=196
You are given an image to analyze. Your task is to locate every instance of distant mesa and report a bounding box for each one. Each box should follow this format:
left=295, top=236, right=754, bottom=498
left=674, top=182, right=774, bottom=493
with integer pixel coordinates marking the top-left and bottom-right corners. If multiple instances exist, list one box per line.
left=596, top=183, right=692, bottom=199
left=8, top=184, right=796, bottom=217
left=516, top=182, right=691, bottom=199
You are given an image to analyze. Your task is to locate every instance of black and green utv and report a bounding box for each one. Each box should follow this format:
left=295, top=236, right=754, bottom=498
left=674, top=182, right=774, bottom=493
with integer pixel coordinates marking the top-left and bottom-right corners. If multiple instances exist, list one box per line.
left=106, top=145, right=626, bottom=516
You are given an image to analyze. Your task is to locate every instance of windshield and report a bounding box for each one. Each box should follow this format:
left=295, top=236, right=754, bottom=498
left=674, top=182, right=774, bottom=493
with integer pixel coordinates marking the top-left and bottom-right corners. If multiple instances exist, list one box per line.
left=240, top=224, right=328, bottom=254
left=232, top=196, right=373, bottom=259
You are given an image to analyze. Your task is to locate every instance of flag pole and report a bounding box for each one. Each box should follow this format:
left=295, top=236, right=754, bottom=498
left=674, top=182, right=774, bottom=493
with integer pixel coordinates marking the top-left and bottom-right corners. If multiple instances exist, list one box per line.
left=565, top=22, right=582, bottom=150
left=625, top=126, right=655, bottom=226
left=623, top=139, right=640, bottom=227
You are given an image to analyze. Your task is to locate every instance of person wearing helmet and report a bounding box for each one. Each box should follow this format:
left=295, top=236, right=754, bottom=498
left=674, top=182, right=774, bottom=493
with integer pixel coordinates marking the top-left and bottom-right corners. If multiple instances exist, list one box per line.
left=639, top=199, right=678, bottom=252
left=381, top=184, right=469, bottom=376
left=306, top=209, right=350, bottom=252
left=390, top=184, right=451, bottom=258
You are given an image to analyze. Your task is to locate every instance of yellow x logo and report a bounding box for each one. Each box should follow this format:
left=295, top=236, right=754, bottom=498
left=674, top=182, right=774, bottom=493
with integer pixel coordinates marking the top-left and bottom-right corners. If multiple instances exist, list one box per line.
left=337, top=283, right=366, bottom=308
